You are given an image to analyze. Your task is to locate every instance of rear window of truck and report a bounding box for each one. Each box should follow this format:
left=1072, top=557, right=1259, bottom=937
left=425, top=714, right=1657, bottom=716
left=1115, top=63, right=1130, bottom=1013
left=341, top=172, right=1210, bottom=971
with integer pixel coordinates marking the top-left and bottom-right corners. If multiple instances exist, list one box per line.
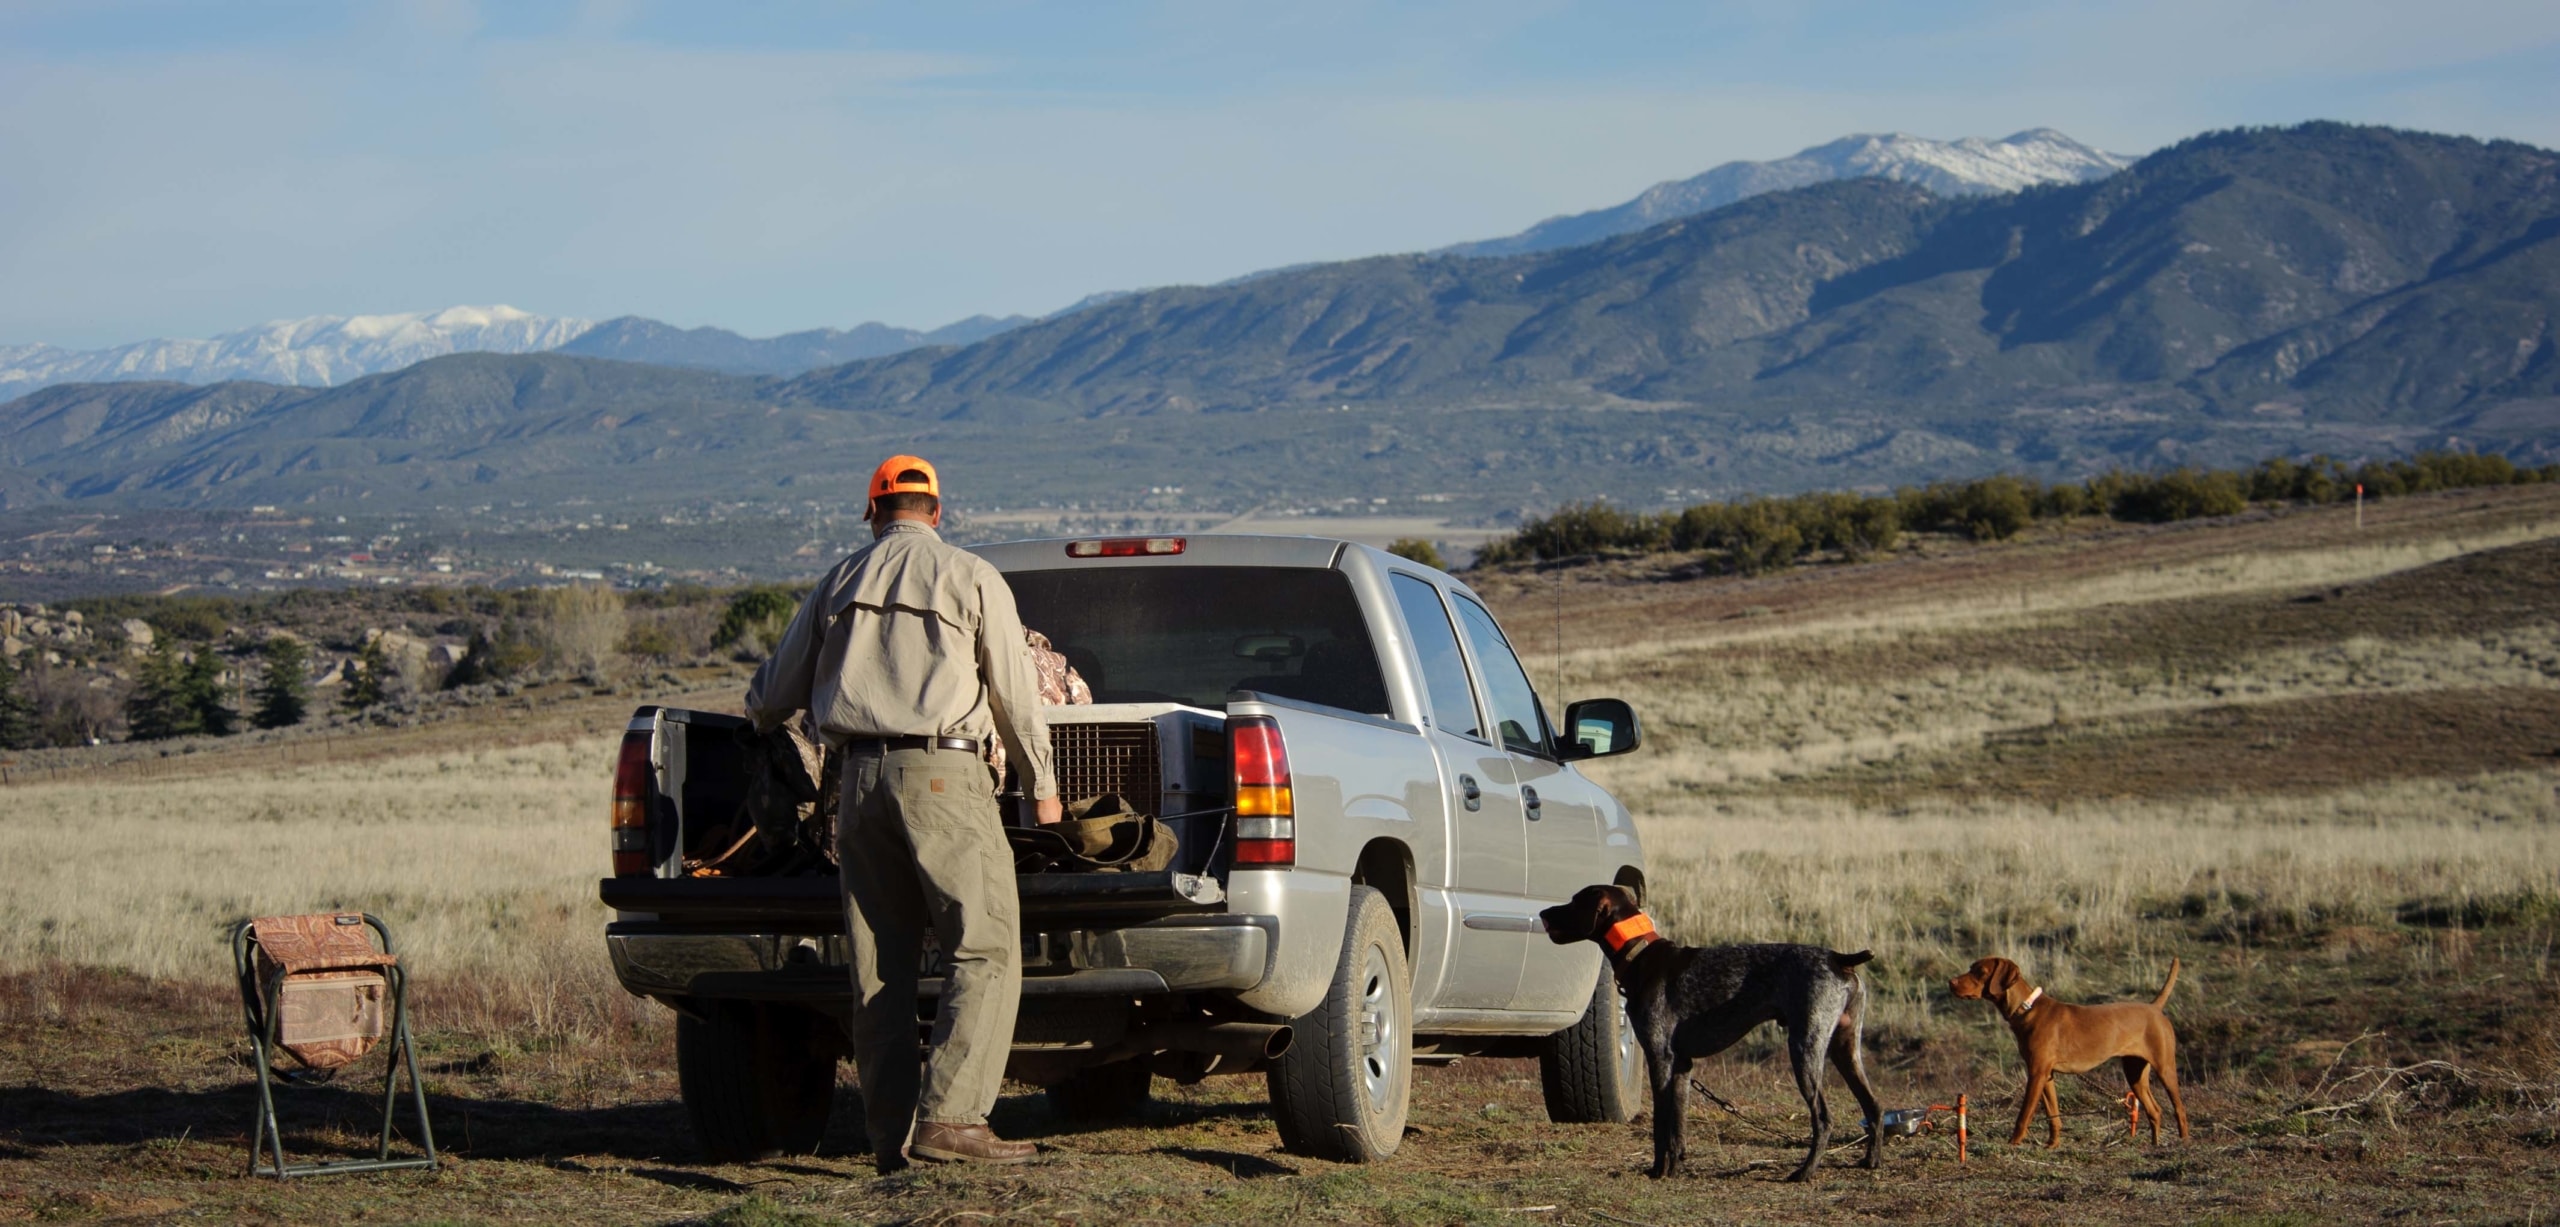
left=1004, top=565, right=1389, bottom=714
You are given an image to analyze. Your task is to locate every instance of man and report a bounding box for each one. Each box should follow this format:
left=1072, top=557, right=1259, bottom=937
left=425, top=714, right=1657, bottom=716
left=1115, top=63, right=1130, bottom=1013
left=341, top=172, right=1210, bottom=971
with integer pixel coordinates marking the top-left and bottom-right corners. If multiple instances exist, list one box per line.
left=746, top=455, right=1062, bottom=1171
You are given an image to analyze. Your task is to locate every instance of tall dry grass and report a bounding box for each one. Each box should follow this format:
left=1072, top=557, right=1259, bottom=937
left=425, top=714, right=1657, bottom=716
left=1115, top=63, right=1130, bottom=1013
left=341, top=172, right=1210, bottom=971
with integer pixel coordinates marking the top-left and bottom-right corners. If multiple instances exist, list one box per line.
left=0, top=736, right=647, bottom=1040
left=1626, top=773, right=2559, bottom=1035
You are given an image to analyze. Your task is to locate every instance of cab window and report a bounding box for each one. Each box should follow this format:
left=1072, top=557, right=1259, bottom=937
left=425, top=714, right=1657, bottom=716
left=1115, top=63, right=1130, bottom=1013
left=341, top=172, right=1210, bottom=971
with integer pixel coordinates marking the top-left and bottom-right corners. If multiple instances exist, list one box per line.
left=1451, top=595, right=1550, bottom=756
left=1390, top=573, right=1483, bottom=739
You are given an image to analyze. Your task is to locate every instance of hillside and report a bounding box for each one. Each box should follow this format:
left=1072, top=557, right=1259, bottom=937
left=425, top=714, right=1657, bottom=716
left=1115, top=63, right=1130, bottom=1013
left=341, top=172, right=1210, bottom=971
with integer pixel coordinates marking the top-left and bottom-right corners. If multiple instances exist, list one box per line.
left=2, top=124, right=2555, bottom=515
left=791, top=124, right=2560, bottom=426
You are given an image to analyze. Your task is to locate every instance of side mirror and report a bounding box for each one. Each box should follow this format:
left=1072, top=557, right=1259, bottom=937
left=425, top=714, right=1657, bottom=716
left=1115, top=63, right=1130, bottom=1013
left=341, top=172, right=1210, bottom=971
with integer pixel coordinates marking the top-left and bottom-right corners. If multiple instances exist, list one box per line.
left=1558, top=698, right=1641, bottom=761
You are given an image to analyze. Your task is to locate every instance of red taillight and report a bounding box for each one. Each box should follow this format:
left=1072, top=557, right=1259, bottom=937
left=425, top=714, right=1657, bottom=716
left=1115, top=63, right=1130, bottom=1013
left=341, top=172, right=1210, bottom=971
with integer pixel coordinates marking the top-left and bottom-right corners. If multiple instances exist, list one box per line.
left=1065, top=537, right=1186, bottom=558
left=1230, top=715, right=1294, bottom=867
left=611, top=727, right=654, bottom=876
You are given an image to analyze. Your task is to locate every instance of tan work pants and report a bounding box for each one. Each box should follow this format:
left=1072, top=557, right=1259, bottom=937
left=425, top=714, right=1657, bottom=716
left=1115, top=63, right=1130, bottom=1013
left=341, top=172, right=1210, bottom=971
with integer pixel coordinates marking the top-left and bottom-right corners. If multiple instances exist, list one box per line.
left=837, top=745, right=1022, bottom=1154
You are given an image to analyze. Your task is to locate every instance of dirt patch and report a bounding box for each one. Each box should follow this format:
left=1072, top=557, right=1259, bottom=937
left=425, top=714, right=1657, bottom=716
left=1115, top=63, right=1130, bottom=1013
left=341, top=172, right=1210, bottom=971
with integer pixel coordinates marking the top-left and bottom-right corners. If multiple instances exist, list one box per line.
left=5, top=940, right=2559, bottom=1225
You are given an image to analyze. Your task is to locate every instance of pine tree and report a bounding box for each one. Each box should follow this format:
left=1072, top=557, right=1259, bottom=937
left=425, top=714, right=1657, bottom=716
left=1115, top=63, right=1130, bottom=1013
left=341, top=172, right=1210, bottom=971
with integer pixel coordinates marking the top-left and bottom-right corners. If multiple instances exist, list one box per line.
left=344, top=635, right=393, bottom=711
left=252, top=636, right=310, bottom=730
left=0, top=655, right=37, bottom=750
left=185, top=650, right=237, bottom=737
left=126, top=642, right=197, bottom=741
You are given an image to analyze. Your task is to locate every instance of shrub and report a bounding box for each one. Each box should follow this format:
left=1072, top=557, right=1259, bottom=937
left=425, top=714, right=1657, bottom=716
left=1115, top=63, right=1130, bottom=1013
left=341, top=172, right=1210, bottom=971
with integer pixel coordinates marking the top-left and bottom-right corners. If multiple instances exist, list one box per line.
left=714, top=587, right=801, bottom=651
left=442, top=624, right=542, bottom=689
left=620, top=620, right=685, bottom=664
left=1384, top=538, right=1448, bottom=570
left=2111, top=468, right=2248, bottom=522
left=533, top=584, right=627, bottom=680
left=26, top=660, right=119, bottom=747
left=1466, top=448, right=2544, bottom=576
left=1954, top=475, right=2036, bottom=540
left=1498, top=502, right=1668, bottom=563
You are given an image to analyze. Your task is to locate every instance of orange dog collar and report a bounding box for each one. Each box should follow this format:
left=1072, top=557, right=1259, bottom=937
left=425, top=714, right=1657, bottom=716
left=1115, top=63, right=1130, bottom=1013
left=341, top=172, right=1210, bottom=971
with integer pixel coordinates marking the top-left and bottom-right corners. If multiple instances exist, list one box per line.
left=1603, top=913, right=1657, bottom=953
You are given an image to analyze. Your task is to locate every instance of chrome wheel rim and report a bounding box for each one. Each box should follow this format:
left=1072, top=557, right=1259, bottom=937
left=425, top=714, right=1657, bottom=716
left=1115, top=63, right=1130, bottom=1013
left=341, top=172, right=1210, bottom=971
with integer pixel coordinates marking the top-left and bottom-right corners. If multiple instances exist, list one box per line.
left=1614, top=994, right=1644, bottom=1099
left=1358, top=942, right=1402, bottom=1111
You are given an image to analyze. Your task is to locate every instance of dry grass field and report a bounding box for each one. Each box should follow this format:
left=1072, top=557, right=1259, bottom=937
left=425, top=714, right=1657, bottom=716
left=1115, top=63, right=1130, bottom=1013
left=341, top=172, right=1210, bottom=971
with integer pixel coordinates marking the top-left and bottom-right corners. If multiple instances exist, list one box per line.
left=4, top=485, right=2558, bottom=1224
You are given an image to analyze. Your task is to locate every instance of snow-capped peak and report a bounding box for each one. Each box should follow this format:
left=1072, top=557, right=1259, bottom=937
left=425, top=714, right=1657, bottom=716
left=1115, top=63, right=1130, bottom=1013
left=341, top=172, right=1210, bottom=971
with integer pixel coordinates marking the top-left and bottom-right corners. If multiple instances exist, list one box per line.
left=1446, top=129, right=2135, bottom=258
left=0, top=306, right=596, bottom=399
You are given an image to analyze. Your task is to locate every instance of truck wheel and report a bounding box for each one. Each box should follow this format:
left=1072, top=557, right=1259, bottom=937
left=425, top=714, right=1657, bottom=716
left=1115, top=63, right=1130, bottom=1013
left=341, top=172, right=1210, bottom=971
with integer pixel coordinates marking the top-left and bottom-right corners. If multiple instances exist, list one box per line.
left=676, top=1001, right=837, bottom=1161
left=1047, top=1058, right=1154, bottom=1122
left=1268, top=885, right=1411, bottom=1162
left=1539, top=962, right=1644, bottom=1124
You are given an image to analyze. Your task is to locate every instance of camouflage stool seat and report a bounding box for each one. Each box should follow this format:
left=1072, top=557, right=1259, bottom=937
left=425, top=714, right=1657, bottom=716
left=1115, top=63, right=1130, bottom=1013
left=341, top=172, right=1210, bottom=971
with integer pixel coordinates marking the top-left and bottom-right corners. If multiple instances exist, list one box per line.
left=230, top=913, right=438, bottom=1177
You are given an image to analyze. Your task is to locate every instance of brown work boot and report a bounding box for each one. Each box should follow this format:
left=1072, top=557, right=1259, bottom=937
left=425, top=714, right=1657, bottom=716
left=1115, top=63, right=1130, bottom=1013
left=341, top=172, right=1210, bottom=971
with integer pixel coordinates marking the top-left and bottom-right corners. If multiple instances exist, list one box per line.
left=909, top=1121, right=1035, bottom=1165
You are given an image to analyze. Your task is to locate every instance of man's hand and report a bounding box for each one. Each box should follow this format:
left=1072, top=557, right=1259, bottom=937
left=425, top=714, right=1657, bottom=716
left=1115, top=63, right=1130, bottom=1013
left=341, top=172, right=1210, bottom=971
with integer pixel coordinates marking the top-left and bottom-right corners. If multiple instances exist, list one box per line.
left=1035, top=797, right=1064, bottom=825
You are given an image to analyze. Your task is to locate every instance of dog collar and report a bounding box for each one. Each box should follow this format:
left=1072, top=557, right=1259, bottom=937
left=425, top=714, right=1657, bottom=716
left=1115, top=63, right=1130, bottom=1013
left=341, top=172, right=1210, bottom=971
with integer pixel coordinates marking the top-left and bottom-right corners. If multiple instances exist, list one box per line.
left=2015, top=986, right=2043, bottom=1016
left=1603, top=913, right=1657, bottom=954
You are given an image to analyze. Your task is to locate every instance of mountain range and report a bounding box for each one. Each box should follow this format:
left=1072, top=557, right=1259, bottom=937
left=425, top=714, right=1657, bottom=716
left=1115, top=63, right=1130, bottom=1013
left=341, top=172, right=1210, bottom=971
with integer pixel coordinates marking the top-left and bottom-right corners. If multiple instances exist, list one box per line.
left=0, top=308, right=1032, bottom=401
left=1443, top=128, right=2134, bottom=258
left=2, top=123, right=2554, bottom=518
left=1, top=128, right=2128, bottom=402
left=0, top=306, right=591, bottom=400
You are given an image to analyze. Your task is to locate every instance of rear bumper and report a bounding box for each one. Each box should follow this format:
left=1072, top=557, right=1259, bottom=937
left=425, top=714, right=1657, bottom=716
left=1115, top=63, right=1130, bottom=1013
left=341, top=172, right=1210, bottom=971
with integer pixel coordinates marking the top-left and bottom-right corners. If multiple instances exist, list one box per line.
left=606, top=913, right=1273, bottom=1002
left=599, top=869, right=1226, bottom=927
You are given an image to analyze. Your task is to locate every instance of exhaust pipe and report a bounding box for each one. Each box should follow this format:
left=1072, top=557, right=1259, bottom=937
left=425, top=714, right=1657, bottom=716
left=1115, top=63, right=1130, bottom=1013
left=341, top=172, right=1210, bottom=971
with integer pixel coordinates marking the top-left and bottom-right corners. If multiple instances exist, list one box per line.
left=1164, top=1021, right=1292, bottom=1062
left=1104, top=1021, right=1292, bottom=1064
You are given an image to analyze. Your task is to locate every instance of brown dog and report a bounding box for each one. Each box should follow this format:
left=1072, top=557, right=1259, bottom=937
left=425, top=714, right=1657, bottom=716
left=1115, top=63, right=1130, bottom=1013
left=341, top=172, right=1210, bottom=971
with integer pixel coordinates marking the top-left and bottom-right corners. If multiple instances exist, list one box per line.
left=1949, top=956, right=2189, bottom=1147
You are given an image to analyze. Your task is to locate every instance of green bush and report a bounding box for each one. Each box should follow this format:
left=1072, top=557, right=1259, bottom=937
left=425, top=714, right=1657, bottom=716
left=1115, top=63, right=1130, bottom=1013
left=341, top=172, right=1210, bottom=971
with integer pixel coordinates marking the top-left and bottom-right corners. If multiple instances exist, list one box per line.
left=1468, top=448, right=2542, bottom=576
left=443, top=623, right=542, bottom=689
left=1384, top=538, right=1449, bottom=570
left=1956, top=475, right=2036, bottom=540
left=2111, top=468, right=2248, bottom=522
left=713, top=586, right=802, bottom=651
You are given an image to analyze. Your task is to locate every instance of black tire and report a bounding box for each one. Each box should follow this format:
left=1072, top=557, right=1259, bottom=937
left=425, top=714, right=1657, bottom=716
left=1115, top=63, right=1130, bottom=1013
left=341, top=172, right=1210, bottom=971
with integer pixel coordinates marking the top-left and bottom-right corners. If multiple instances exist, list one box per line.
left=1048, top=1058, right=1154, bottom=1122
left=676, top=1001, right=837, bottom=1161
left=1268, top=885, right=1412, bottom=1162
left=1540, top=961, right=1644, bottom=1124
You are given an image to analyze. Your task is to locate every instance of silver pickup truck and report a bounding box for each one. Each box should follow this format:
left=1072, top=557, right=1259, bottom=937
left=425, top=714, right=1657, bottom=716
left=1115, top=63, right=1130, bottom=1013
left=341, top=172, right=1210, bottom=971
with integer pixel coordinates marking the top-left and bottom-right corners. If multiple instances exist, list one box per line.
left=600, top=534, right=1649, bottom=1162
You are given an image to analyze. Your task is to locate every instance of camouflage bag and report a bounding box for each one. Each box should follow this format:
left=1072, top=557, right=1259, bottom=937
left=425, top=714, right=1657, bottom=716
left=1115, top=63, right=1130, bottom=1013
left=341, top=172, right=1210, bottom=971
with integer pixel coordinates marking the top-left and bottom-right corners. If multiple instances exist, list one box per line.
left=988, top=628, right=1090, bottom=789
left=243, top=914, right=397, bottom=1072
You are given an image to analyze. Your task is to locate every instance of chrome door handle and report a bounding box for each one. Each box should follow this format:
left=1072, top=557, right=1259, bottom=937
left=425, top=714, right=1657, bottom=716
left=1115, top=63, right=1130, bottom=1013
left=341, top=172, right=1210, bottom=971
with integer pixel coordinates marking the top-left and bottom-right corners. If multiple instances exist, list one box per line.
left=1522, top=786, right=1542, bottom=819
left=1458, top=774, right=1482, bottom=812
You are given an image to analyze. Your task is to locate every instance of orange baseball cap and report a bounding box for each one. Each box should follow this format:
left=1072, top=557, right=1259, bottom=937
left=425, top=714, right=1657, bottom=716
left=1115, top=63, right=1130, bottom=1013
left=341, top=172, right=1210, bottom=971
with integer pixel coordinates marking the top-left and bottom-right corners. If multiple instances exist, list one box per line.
left=868, top=454, right=940, bottom=499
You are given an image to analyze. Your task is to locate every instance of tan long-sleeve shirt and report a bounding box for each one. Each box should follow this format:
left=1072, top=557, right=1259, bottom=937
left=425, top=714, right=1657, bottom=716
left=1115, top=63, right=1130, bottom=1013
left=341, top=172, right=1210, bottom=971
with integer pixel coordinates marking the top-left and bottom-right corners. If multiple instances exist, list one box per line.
left=745, top=521, right=1057, bottom=801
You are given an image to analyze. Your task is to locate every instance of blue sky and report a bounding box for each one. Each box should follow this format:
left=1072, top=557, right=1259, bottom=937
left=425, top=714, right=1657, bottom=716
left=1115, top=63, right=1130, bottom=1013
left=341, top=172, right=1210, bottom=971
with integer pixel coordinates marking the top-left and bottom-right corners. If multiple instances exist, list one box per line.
left=5, top=0, right=2557, bottom=348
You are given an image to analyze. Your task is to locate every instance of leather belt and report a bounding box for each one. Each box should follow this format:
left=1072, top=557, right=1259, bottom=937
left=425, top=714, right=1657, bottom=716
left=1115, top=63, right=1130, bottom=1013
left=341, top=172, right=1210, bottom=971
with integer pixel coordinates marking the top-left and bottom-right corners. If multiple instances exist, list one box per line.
left=839, top=735, right=983, bottom=756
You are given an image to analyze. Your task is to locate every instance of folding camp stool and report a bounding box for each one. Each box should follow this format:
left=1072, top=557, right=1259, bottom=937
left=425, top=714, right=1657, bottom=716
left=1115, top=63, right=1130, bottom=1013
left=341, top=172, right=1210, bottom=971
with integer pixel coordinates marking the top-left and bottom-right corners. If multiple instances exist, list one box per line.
left=229, top=912, right=438, bottom=1177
